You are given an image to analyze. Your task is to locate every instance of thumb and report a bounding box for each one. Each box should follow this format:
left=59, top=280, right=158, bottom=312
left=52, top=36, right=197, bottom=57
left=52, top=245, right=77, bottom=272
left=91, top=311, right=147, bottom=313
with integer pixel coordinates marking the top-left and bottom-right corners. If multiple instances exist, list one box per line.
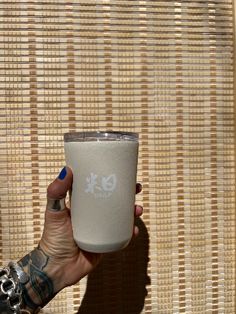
left=47, top=166, right=73, bottom=200
left=41, top=167, right=76, bottom=259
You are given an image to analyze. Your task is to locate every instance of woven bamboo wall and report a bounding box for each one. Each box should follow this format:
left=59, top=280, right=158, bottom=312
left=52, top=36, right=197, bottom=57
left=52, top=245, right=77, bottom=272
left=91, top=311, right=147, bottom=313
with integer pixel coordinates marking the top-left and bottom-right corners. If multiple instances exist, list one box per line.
left=0, top=1, right=235, bottom=313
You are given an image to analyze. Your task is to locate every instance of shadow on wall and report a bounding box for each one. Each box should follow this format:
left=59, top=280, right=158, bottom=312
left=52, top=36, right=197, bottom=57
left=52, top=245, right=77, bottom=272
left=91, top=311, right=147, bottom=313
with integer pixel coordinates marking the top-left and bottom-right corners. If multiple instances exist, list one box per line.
left=77, top=217, right=150, bottom=314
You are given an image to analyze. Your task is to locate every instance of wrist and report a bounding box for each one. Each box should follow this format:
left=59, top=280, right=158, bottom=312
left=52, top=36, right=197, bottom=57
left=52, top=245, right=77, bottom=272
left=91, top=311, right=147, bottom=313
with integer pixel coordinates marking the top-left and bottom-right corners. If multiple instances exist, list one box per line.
left=17, top=246, right=65, bottom=313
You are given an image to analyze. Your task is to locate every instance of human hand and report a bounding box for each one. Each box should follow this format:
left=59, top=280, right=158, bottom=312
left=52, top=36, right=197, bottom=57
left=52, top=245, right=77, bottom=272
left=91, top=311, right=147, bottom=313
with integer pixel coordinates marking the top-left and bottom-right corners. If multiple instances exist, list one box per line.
left=18, top=167, right=143, bottom=313
left=40, top=166, right=143, bottom=290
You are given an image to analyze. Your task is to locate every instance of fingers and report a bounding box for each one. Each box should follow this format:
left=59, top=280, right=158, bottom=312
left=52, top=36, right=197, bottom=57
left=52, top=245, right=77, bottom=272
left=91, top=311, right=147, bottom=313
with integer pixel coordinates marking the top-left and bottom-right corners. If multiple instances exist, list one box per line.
left=134, top=183, right=143, bottom=237
left=136, top=183, right=142, bottom=194
left=135, top=205, right=143, bottom=217
left=47, top=166, right=73, bottom=200
left=133, top=205, right=143, bottom=237
left=133, top=225, right=139, bottom=237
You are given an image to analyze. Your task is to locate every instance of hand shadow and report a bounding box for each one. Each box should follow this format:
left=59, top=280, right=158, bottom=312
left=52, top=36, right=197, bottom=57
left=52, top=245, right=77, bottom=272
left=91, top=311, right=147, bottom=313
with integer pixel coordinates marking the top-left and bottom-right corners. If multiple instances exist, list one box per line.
left=77, top=217, right=150, bottom=314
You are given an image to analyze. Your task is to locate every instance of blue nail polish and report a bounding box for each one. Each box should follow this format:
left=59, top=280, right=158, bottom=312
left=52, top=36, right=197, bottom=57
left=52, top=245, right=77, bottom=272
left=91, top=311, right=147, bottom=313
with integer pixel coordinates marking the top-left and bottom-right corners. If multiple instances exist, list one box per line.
left=58, top=167, right=67, bottom=180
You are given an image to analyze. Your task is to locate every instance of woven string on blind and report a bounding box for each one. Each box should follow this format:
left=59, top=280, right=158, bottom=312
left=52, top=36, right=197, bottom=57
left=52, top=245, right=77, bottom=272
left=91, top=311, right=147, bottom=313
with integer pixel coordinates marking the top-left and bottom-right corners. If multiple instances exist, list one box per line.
left=0, top=1, right=235, bottom=313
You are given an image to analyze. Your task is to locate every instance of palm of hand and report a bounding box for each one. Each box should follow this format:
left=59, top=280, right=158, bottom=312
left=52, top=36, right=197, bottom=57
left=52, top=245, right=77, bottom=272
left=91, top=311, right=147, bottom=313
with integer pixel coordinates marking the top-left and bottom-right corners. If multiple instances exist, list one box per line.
left=40, top=207, right=101, bottom=288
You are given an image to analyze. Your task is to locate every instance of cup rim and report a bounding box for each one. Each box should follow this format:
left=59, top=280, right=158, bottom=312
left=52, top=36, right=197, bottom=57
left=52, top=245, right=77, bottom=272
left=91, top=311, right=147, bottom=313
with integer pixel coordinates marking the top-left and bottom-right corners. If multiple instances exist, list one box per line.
left=64, top=131, right=139, bottom=142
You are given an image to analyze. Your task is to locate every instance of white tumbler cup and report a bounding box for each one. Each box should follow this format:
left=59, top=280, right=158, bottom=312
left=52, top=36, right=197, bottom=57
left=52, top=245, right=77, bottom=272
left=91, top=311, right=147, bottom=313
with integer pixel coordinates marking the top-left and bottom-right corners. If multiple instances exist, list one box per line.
left=64, top=131, right=139, bottom=253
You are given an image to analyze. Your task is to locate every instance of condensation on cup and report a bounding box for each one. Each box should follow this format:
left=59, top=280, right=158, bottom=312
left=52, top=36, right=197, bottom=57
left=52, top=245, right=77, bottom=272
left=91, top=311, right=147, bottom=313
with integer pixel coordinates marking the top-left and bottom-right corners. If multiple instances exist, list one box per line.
left=64, top=131, right=139, bottom=253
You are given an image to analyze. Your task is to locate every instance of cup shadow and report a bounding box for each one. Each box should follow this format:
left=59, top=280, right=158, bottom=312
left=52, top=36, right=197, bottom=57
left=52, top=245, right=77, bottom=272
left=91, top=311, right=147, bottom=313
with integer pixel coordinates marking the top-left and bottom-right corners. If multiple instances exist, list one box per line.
left=77, top=217, right=150, bottom=314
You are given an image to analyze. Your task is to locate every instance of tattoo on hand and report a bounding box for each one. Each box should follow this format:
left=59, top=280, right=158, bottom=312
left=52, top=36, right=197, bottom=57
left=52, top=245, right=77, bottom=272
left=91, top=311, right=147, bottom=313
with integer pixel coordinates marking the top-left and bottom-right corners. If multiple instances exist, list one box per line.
left=18, top=246, right=54, bottom=313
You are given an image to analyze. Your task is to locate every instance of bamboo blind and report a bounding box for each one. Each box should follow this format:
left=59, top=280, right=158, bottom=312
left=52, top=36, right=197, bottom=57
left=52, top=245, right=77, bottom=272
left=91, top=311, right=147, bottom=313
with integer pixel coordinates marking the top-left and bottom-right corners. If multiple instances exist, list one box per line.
left=0, top=0, right=235, bottom=313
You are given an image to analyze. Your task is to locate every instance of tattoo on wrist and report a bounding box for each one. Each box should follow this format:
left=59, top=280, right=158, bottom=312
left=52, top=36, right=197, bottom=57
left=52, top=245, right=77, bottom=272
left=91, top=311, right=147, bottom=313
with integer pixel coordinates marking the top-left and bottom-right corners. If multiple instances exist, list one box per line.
left=18, top=246, right=55, bottom=313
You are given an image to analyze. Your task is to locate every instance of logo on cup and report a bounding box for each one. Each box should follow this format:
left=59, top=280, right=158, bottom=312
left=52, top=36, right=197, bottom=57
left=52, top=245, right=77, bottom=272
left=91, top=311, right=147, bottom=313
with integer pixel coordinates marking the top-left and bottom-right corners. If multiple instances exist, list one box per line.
left=85, top=173, right=117, bottom=198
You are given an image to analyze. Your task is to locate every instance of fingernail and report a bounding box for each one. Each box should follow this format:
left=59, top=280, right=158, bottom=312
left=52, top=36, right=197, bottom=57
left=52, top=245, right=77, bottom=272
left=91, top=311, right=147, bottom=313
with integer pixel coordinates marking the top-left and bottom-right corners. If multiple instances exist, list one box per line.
left=58, top=167, right=67, bottom=180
